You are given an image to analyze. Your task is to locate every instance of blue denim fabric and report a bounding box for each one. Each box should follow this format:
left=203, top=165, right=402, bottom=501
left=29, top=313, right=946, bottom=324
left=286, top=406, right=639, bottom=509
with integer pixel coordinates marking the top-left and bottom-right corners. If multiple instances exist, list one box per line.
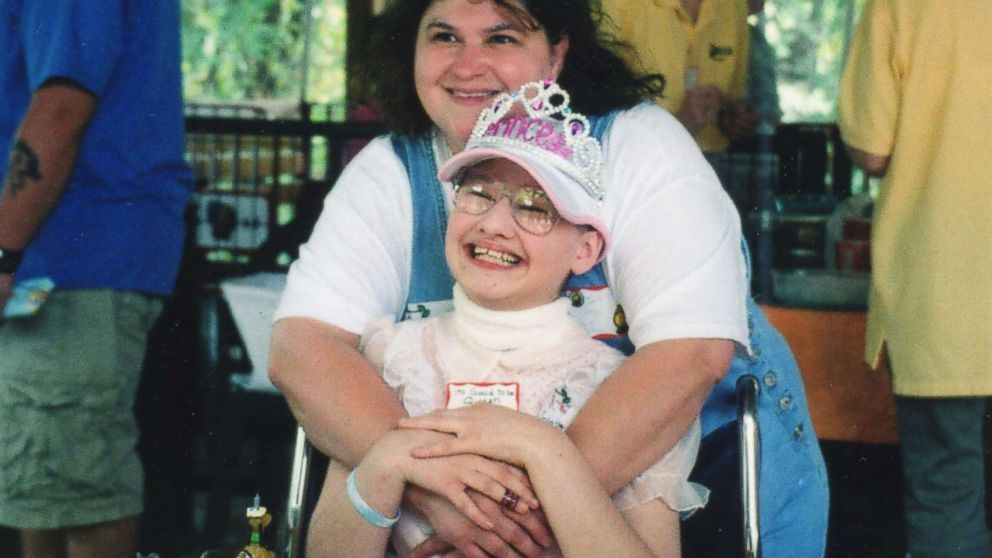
left=392, top=134, right=456, bottom=316
left=727, top=300, right=828, bottom=556
left=681, top=301, right=829, bottom=558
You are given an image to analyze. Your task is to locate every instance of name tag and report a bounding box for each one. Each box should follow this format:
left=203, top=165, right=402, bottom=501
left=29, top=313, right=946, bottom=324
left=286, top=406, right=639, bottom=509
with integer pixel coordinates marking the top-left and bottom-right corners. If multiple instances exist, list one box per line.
left=445, top=382, right=520, bottom=410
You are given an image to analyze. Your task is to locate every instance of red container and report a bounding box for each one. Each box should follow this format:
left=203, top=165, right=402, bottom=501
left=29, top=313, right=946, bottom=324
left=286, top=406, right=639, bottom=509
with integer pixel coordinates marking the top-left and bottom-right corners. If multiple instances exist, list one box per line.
left=835, top=240, right=871, bottom=272
left=842, top=218, right=872, bottom=241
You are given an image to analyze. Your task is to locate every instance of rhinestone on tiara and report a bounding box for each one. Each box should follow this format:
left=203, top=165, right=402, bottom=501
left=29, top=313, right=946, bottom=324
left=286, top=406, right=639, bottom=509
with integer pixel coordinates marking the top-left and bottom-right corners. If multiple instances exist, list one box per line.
left=467, top=80, right=605, bottom=201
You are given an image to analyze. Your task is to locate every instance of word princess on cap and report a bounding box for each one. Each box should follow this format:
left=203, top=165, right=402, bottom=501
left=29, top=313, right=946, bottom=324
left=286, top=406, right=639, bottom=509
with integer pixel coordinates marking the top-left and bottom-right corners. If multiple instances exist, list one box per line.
left=482, top=113, right=573, bottom=158
left=466, top=80, right=606, bottom=201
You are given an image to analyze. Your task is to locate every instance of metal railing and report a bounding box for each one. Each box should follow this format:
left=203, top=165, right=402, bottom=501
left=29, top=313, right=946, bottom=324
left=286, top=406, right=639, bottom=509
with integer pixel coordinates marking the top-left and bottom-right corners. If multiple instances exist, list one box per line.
left=184, top=106, right=385, bottom=275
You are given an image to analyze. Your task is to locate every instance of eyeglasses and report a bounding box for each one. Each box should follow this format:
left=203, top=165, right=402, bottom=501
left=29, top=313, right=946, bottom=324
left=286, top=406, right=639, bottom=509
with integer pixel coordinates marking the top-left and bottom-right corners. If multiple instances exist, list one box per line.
left=453, top=177, right=561, bottom=236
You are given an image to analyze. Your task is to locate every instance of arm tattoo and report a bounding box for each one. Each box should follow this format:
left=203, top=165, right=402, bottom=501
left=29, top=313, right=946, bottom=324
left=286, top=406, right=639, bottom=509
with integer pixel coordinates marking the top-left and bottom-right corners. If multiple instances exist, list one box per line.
left=3, top=140, right=43, bottom=197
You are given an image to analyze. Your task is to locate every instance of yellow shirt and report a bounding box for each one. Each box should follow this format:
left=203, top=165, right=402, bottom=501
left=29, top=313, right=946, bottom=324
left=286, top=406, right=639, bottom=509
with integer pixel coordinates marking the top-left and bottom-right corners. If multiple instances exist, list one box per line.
left=838, top=0, right=992, bottom=396
left=601, top=0, right=749, bottom=152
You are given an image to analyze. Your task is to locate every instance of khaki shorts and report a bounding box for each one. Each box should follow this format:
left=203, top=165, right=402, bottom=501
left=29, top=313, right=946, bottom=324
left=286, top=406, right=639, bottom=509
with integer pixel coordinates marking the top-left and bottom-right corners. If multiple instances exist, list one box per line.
left=0, top=289, right=162, bottom=529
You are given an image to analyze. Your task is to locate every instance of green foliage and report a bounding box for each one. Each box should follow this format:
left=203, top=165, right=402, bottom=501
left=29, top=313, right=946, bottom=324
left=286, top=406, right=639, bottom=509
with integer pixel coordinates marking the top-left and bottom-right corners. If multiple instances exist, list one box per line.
left=306, top=2, right=348, bottom=105
left=762, top=0, right=866, bottom=122
left=181, top=0, right=864, bottom=124
left=181, top=0, right=346, bottom=106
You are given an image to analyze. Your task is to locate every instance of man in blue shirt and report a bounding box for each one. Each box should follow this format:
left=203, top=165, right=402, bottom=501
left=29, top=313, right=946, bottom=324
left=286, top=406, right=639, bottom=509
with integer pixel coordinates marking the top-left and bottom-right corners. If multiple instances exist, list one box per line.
left=0, top=2, right=191, bottom=556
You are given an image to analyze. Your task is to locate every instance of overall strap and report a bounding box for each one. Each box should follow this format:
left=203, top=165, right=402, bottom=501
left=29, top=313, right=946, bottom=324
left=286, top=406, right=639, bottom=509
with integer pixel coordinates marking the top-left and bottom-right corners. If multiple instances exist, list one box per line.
left=392, top=134, right=455, bottom=320
left=588, top=109, right=621, bottom=140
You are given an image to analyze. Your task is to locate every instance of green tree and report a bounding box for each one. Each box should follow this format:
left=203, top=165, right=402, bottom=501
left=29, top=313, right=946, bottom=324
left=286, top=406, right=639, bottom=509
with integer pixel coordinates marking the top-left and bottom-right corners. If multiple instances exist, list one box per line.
left=181, top=0, right=346, bottom=107
left=763, top=0, right=866, bottom=122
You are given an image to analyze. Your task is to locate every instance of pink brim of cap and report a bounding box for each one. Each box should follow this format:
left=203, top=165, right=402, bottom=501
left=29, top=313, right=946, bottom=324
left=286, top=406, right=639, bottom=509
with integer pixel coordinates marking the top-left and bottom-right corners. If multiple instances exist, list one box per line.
left=439, top=147, right=610, bottom=261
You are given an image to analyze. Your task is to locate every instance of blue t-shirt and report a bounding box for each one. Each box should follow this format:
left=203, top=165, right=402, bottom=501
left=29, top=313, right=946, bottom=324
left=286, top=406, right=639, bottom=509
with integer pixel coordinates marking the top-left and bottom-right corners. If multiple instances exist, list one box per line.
left=0, top=0, right=192, bottom=295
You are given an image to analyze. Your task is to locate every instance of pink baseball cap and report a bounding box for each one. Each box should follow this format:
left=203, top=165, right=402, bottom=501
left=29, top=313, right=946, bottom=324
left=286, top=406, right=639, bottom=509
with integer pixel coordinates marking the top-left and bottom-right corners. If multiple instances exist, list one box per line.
left=438, top=80, right=610, bottom=255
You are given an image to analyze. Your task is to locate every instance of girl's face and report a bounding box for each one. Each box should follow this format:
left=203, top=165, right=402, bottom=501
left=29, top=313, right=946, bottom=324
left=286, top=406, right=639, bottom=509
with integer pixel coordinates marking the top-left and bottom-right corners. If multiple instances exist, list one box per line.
left=414, top=0, right=569, bottom=152
left=445, top=158, right=602, bottom=311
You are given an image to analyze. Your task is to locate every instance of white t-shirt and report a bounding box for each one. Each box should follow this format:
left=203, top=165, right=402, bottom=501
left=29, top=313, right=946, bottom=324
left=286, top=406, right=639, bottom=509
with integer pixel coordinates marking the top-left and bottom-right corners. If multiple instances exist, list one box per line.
left=362, top=285, right=708, bottom=557
left=275, top=102, right=749, bottom=351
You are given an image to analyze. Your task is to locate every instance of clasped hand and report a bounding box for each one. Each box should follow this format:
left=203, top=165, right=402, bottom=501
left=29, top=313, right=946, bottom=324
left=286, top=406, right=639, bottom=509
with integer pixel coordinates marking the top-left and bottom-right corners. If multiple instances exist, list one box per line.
left=677, top=86, right=757, bottom=141
left=390, top=405, right=562, bottom=558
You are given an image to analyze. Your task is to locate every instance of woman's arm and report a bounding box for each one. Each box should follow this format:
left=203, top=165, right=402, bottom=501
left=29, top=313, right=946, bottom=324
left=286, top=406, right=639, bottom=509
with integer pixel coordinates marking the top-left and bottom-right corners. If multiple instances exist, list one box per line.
left=269, top=317, right=405, bottom=464
left=567, top=338, right=733, bottom=493
left=269, top=138, right=414, bottom=463
left=573, top=105, right=747, bottom=494
left=403, top=405, right=671, bottom=558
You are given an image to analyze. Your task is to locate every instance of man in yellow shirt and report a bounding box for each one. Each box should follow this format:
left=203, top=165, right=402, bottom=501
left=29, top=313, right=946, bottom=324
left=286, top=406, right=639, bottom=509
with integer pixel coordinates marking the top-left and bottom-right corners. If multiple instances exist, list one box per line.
left=838, top=1, right=992, bottom=556
left=601, top=0, right=756, bottom=152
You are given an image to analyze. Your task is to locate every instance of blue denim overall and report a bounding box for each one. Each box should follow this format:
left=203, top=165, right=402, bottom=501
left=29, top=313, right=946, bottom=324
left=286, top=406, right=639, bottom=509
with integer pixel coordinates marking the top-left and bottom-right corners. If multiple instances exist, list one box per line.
left=391, top=114, right=828, bottom=557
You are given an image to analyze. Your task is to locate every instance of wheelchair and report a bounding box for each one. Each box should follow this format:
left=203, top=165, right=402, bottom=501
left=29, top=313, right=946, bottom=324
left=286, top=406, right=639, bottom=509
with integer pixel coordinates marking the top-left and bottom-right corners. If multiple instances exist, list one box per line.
left=279, top=375, right=762, bottom=558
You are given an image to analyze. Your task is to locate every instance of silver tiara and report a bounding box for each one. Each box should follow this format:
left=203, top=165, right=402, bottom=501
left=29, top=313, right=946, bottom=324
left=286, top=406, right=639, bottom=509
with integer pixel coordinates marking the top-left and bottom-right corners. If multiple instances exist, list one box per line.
left=467, top=80, right=605, bottom=201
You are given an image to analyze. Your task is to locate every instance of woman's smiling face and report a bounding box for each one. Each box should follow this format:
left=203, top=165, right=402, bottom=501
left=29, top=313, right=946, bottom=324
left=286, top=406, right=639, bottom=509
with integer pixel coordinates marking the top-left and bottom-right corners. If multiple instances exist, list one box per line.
left=414, top=0, right=569, bottom=152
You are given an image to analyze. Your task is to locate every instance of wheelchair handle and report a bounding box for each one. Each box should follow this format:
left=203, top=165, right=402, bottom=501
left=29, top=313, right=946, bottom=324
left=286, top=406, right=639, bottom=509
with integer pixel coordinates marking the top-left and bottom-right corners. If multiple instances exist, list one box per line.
left=286, top=426, right=311, bottom=558
left=737, top=374, right=762, bottom=558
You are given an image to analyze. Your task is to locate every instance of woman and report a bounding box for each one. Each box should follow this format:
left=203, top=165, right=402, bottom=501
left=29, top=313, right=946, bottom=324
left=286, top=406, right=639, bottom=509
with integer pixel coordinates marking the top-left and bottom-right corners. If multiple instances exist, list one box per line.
left=270, top=1, right=828, bottom=556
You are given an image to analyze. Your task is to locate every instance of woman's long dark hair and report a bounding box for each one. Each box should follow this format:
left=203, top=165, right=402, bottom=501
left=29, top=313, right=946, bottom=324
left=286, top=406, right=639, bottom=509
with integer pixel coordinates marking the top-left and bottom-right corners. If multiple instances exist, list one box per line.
left=353, top=0, right=664, bottom=137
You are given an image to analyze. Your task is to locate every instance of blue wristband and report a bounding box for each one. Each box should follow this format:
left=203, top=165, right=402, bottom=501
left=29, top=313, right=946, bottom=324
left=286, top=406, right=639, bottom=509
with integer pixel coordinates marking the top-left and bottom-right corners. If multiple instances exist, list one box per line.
left=346, top=469, right=401, bottom=528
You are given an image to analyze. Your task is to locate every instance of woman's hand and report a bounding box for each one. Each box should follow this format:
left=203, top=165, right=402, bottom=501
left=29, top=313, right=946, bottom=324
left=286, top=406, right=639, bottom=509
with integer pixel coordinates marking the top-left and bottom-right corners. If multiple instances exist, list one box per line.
left=407, top=487, right=553, bottom=558
left=371, top=429, right=539, bottom=529
left=402, top=406, right=665, bottom=558
left=399, top=404, right=567, bottom=468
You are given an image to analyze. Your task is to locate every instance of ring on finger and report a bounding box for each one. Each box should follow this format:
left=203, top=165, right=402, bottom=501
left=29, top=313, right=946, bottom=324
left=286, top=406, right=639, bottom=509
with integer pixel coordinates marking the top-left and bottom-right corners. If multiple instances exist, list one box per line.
left=500, top=488, right=521, bottom=510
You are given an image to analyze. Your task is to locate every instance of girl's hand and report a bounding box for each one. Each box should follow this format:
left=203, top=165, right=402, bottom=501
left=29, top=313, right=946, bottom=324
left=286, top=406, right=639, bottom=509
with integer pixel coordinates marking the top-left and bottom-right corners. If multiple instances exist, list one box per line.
left=398, top=404, right=566, bottom=467
left=405, top=452, right=540, bottom=529
left=406, top=486, right=552, bottom=558
left=372, top=429, right=539, bottom=530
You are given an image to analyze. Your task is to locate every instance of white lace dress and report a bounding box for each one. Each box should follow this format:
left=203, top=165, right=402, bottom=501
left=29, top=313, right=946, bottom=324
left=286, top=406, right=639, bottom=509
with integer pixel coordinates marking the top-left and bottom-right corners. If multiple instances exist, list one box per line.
left=361, top=285, right=708, bottom=557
